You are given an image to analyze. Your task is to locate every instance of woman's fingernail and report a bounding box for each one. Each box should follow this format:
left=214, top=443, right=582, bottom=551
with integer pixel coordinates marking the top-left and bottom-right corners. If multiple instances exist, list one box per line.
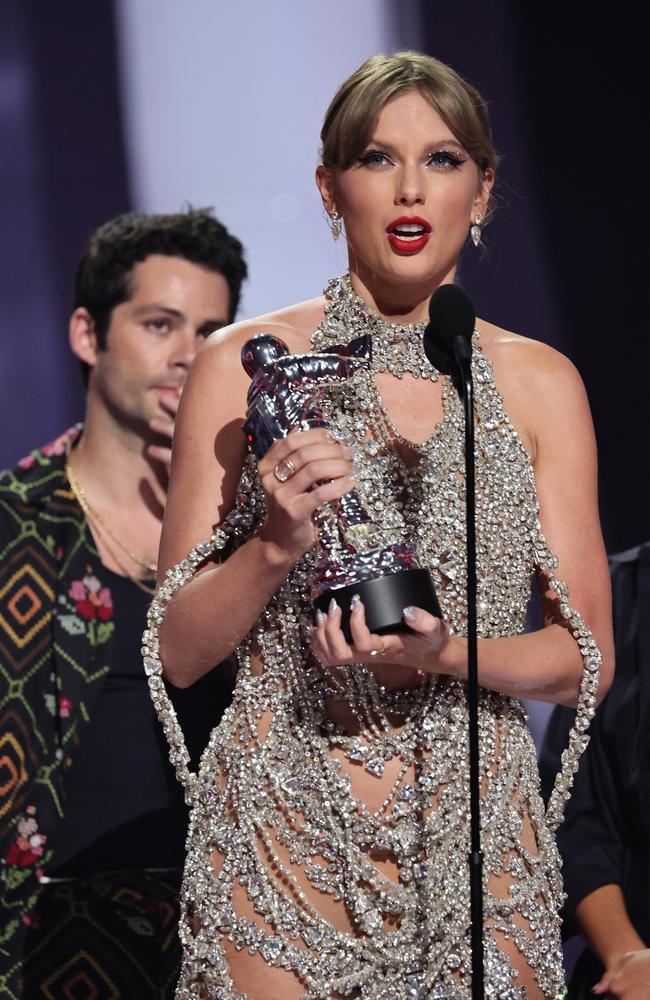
left=316, top=609, right=326, bottom=626
left=350, top=593, right=361, bottom=613
left=328, top=598, right=338, bottom=618
left=403, top=606, right=417, bottom=623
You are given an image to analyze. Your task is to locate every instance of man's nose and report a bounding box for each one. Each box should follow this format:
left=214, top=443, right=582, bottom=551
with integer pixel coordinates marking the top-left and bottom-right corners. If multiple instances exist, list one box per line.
left=170, top=329, right=200, bottom=370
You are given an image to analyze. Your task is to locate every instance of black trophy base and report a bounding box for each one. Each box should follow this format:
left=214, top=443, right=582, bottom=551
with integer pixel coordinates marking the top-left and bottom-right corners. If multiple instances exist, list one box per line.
left=314, top=568, right=442, bottom=644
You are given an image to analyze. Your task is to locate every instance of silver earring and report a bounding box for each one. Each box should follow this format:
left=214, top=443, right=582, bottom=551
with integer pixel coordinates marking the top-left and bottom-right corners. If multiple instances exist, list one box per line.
left=470, top=214, right=483, bottom=247
left=329, top=210, right=343, bottom=241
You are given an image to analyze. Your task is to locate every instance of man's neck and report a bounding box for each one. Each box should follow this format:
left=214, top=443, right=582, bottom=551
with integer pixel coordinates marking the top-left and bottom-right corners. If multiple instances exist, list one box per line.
left=71, top=403, right=167, bottom=521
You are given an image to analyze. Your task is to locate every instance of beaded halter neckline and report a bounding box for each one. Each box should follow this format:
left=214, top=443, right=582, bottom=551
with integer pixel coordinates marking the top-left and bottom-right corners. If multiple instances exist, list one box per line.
left=313, top=272, right=440, bottom=382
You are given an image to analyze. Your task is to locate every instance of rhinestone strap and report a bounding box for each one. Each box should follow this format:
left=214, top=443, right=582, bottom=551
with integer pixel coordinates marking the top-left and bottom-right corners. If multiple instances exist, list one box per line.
left=142, top=530, right=229, bottom=799
left=539, top=566, right=602, bottom=831
left=142, top=456, right=260, bottom=799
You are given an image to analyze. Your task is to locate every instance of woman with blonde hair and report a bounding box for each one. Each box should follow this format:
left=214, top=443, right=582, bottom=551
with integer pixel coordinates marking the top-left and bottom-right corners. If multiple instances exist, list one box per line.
left=144, top=52, right=613, bottom=999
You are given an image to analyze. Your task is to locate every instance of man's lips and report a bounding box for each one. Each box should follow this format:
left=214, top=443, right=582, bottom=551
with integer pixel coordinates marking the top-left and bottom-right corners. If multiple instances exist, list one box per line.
left=386, top=216, right=432, bottom=253
left=152, top=384, right=183, bottom=395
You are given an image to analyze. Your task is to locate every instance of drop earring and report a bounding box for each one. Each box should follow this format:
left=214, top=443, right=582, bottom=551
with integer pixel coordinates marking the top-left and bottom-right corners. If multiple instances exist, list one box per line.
left=329, top=210, right=343, bottom=241
left=470, top=214, right=483, bottom=248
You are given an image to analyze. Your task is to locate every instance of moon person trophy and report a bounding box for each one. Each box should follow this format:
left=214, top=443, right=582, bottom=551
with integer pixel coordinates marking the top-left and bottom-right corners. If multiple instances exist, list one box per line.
left=241, top=333, right=441, bottom=640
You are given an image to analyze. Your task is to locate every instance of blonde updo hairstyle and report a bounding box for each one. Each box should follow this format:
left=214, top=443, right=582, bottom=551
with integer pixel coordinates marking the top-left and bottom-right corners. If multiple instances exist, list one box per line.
left=320, top=51, right=498, bottom=221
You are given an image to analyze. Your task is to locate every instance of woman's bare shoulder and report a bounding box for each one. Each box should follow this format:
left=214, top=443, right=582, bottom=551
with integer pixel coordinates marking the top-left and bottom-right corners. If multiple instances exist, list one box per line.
left=181, top=295, right=328, bottom=421
left=164, top=296, right=329, bottom=552
left=476, top=319, right=589, bottom=460
left=203, top=295, right=326, bottom=362
left=477, top=318, right=585, bottom=400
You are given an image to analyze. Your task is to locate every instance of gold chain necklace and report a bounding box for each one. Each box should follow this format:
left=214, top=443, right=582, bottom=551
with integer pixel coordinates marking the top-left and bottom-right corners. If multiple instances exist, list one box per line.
left=65, top=457, right=158, bottom=595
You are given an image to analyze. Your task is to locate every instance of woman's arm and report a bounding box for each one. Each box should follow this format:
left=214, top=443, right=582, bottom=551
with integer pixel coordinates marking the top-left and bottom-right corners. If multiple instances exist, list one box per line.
left=157, top=320, right=354, bottom=688
left=312, top=339, right=614, bottom=706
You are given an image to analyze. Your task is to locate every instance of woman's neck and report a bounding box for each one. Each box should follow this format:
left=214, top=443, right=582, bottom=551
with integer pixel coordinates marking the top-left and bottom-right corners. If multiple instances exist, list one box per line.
left=348, top=262, right=457, bottom=325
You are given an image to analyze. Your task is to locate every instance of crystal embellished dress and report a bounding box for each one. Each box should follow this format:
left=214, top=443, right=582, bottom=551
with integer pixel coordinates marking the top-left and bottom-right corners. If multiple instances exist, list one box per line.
left=144, top=275, right=601, bottom=1000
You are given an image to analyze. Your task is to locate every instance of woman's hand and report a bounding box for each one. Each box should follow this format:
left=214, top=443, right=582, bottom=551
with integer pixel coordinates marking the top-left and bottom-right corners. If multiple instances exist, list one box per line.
left=594, top=949, right=650, bottom=999
left=258, top=427, right=354, bottom=564
left=311, top=595, right=450, bottom=673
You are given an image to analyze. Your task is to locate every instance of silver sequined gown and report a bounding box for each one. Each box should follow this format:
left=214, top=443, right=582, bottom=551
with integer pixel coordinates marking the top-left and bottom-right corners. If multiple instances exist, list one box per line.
left=144, top=277, right=601, bottom=1000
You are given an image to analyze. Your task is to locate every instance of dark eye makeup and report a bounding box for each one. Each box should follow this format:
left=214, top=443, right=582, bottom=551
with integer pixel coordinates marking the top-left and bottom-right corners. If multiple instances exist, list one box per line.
left=428, top=149, right=467, bottom=169
left=358, top=150, right=392, bottom=167
left=358, top=147, right=468, bottom=169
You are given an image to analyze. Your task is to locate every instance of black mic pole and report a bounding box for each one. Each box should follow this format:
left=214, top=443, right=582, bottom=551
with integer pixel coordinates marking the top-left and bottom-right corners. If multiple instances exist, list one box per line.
left=456, top=345, right=484, bottom=1000
left=423, top=283, right=484, bottom=998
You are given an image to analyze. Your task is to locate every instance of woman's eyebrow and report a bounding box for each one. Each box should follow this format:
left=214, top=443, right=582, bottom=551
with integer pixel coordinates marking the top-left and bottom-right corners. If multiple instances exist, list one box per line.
left=364, top=136, right=465, bottom=152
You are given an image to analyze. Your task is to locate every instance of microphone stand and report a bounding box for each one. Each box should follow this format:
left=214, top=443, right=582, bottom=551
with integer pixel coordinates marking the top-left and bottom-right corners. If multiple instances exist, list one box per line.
left=454, top=351, right=484, bottom=999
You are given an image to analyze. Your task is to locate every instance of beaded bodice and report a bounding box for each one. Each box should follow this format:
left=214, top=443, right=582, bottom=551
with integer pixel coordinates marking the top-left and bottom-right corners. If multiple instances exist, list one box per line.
left=143, top=275, right=602, bottom=999
left=311, top=276, right=551, bottom=641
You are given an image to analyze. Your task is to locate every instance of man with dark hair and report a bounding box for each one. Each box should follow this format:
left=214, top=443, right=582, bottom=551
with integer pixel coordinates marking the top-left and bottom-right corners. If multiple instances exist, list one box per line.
left=0, top=209, right=247, bottom=998
left=73, top=208, right=246, bottom=384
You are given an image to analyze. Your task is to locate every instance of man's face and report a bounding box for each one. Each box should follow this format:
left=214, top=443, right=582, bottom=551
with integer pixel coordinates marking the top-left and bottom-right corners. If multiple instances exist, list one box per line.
left=89, top=254, right=230, bottom=438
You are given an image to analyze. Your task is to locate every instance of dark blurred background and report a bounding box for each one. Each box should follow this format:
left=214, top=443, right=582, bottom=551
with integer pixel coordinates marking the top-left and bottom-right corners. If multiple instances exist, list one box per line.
left=1, top=0, right=646, bottom=553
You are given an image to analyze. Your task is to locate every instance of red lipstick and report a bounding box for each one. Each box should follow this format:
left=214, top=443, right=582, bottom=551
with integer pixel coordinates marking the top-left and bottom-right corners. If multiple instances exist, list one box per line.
left=386, top=216, right=432, bottom=254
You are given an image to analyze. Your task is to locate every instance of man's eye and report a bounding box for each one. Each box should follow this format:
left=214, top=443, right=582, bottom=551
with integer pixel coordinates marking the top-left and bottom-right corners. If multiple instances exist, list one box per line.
left=146, top=319, right=170, bottom=333
left=198, top=324, right=225, bottom=340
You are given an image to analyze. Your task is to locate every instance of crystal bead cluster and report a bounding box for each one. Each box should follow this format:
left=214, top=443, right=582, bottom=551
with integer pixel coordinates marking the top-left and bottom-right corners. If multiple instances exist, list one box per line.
left=314, top=273, right=439, bottom=381
left=143, top=275, right=601, bottom=998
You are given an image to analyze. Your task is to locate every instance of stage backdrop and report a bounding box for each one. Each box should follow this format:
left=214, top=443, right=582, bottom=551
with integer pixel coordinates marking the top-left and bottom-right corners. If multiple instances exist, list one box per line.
left=0, top=0, right=130, bottom=457
left=0, top=1, right=645, bottom=747
left=1, top=1, right=644, bottom=556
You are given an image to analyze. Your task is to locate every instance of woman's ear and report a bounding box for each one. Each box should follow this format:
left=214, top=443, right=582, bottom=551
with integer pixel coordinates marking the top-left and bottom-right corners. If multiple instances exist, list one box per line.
left=474, top=166, right=495, bottom=220
left=315, top=164, right=338, bottom=216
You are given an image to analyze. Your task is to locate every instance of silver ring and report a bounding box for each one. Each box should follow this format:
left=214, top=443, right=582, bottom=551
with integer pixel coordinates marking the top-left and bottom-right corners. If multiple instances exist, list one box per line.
left=273, top=458, right=296, bottom=482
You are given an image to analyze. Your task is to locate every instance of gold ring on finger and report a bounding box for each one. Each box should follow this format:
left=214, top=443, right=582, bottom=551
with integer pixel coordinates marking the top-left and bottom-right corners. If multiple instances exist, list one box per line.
left=369, top=637, right=386, bottom=658
left=273, top=458, right=296, bottom=482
